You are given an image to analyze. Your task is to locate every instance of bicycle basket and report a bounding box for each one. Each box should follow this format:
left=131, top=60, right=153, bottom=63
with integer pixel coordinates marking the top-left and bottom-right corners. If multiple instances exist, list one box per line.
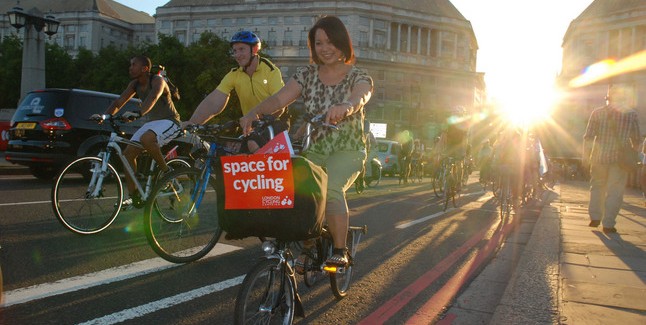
left=215, top=156, right=327, bottom=241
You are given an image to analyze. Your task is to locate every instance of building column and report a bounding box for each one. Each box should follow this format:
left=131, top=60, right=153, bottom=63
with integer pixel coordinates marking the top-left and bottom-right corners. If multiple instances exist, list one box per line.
left=407, top=25, right=411, bottom=53
left=397, top=23, right=401, bottom=52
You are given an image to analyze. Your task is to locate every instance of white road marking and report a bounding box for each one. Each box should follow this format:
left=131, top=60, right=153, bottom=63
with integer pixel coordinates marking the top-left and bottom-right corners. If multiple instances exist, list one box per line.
left=396, top=190, right=492, bottom=229
left=396, top=210, right=452, bottom=229
left=77, top=275, right=245, bottom=325
left=1, top=243, right=241, bottom=307
left=0, top=200, right=50, bottom=207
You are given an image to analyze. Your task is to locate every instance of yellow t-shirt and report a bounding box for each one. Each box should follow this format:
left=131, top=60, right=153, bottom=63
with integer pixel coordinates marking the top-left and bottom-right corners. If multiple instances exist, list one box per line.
left=216, top=57, right=284, bottom=115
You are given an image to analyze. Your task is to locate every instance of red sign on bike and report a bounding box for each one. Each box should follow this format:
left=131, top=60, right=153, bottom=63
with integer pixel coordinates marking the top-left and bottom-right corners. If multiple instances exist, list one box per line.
left=220, top=153, right=295, bottom=209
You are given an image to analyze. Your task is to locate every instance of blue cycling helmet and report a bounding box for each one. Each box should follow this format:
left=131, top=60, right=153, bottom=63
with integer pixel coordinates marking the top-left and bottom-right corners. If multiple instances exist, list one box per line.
left=230, top=31, right=261, bottom=49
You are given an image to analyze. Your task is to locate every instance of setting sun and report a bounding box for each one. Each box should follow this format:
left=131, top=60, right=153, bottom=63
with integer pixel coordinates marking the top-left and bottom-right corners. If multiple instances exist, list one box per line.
left=489, top=82, right=561, bottom=130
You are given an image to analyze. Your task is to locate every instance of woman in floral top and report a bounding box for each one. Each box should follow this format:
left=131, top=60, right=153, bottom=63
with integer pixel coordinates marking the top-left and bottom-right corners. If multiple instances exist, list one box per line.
left=240, top=15, right=373, bottom=266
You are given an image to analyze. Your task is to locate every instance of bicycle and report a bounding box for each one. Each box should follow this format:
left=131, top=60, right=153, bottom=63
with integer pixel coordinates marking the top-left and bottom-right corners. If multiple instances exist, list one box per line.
left=234, top=115, right=368, bottom=324
left=51, top=114, right=190, bottom=235
left=409, top=159, right=424, bottom=183
left=234, top=225, right=367, bottom=323
left=142, top=120, right=244, bottom=263
left=496, top=166, right=514, bottom=222
left=354, top=157, right=382, bottom=194
left=443, top=156, right=462, bottom=211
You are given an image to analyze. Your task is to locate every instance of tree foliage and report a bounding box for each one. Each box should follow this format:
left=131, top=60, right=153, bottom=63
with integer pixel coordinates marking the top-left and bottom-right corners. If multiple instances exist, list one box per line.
left=0, top=32, right=239, bottom=120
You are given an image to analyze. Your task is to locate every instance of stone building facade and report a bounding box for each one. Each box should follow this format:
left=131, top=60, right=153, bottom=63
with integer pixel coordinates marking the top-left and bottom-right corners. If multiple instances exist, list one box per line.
left=0, top=0, right=155, bottom=58
left=155, top=0, right=484, bottom=140
left=2, top=0, right=485, bottom=140
left=553, top=0, right=646, bottom=157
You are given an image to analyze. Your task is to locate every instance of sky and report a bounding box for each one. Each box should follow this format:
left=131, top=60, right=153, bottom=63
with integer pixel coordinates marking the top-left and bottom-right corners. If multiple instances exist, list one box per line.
left=115, top=0, right=595, bottom=119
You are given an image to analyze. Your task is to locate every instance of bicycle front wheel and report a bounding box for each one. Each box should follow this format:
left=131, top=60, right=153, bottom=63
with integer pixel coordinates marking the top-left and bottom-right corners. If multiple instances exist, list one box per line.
left=144, top=168, right=221, bottom=263
left=234, top=258, right=295, bottom=325
left=51, top=157, right=122, bottom=234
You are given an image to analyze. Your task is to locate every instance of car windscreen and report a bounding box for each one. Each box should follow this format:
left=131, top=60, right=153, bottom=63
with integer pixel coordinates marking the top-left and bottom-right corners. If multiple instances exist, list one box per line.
left=11, top=92, right=70, bottom=124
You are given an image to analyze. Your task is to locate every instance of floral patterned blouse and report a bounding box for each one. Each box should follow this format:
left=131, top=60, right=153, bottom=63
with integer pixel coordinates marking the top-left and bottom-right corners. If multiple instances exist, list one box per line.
left=293, top=65, right=373, bottom=155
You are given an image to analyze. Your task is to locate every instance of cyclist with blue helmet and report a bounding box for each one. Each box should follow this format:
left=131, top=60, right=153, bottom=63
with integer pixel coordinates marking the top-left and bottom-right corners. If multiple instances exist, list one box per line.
left=183, top=30, right=287, bottom=152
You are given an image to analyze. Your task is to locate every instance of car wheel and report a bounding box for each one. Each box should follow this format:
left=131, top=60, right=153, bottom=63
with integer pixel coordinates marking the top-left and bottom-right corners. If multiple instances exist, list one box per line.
left=30, top=166, right=60, bottom=180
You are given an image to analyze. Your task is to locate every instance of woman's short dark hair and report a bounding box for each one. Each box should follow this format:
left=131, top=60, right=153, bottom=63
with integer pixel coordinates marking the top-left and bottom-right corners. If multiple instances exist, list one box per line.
left=308, top=16, right=355, bottom=65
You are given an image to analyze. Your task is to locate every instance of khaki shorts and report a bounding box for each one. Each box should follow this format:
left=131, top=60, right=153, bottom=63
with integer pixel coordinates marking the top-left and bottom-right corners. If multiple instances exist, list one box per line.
left=305, top=150, right=366, bottom=216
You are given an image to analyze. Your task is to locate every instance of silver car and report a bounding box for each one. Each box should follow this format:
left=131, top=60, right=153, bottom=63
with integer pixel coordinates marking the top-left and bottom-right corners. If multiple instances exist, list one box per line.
left=376, top=139, right=401, bottom=176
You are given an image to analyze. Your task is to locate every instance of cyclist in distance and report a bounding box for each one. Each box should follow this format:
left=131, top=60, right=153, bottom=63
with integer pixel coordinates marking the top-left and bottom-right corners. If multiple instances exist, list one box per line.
left=437, top=106, right=471, bottom=185
left=240, top=15, right=373, bottom=267
left=95, top=55, right=181, bottom=208
left=182, top=30, right=287, bottom=152
left=397, top=131, right=414, bottom=184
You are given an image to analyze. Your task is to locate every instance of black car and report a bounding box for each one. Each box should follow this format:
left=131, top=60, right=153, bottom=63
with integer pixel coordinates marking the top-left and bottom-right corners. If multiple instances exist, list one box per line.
left=5, top=88, right=190, bottom=180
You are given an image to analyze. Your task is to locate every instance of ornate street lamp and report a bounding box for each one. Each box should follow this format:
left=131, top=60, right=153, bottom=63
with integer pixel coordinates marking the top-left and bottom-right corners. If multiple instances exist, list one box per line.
left=7, top=4, right=60, bottom=36
left=43, top=14, right=60, bottom=37
left=6, top=2, right=60, bottom=98
left=7, top=5, right=26, bottom=29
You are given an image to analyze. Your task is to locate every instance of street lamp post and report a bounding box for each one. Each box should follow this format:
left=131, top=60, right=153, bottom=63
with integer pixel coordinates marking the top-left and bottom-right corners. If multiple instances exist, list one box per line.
left=6, top=3, right=60, bottom=99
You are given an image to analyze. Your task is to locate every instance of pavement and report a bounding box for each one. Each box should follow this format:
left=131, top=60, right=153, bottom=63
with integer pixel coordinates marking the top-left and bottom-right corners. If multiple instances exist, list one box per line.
left=444, top=180, right=646, bottom=324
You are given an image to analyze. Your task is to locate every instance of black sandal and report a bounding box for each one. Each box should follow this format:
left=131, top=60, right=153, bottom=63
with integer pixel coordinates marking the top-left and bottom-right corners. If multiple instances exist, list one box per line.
left=326, top=247, right=348, bottom=266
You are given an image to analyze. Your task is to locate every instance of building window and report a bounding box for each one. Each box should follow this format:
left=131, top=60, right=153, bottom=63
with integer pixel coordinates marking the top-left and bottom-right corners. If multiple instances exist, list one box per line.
left=441, top=31, right=455, bottom=58
left=300, top=16, right=312, bottom=25
left=269, top=17, right=278, bottom=25
left=375, top=87, right=385, bottom=100
left=252, top=17, right=266, bottom=25
left=456, top=33, right=467, bottom=61
left=267, top=30, right=277, bottom=46
left=300, top=29, right=308, bottom=46
left=620, top=27, right=633, bottom=58
left=359, top=31, right=368, bottom=47
left=175, top=20, right=188, bottom=29
left=223, top=18, right=233, bottom=27
left=193, top=20, right=205, bottom=28
left=64, top=35, right=75, bottom=50
left=207, top=19, right=217, bottom=27
left=373, top=30, right=386, bottom=49
left=284, top=16, right=294, bottom=25
left=359, top=16, right=370, bottom=28
left=161, top=20, right=171, bottom=29
left=175, top=31, right=186, bottom=44
left=79, top=36, right=86, bottom=48
left=283, top=29, right=293, bottom=46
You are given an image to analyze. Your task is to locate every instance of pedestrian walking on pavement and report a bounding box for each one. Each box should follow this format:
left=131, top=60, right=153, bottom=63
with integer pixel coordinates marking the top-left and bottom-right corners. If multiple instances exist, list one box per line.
left=582, top=83, right=641, bottom=234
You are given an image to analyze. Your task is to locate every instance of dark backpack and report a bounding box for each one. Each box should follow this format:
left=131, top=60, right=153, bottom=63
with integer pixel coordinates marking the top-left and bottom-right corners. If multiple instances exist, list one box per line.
left=152, top=65, right=180, bottom=102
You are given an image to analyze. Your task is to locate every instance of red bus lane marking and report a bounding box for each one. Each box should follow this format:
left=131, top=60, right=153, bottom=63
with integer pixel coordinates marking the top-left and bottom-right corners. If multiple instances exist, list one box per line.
left=407, top=221, right=512, bottom=324
left=358, top=219, right=501, bottom=325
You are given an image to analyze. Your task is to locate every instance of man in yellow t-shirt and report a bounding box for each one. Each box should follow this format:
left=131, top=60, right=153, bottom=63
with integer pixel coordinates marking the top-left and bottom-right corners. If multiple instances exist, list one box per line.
left=183, top=31, right=286, bottom=152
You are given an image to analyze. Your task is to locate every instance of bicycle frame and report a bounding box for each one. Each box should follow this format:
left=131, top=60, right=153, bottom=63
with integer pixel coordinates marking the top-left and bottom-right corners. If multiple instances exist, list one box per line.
left=90, top=131, right=171, bottom=202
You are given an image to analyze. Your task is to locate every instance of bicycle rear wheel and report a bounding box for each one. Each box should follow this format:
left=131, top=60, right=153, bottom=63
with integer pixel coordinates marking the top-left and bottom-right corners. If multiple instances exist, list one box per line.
left=51, top=156, right=122, bottom=234
left=144, top=168, right=221, bottom=263
left=443, top=174, right=454, bottom=211
left=234, top=258, right=295, bottom=325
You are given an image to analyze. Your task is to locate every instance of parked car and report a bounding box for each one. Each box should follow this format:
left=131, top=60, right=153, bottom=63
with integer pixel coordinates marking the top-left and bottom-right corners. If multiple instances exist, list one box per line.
left=376, top=139, right=401, bottom=176
left=5, top=88, right=191, bottom=180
